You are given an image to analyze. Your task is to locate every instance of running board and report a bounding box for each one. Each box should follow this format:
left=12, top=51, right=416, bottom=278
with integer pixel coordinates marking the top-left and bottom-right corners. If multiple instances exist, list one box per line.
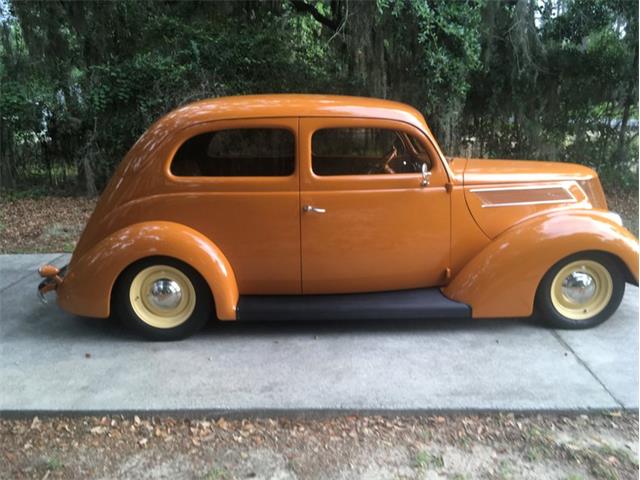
left=236, top=288, right=470, bottom=321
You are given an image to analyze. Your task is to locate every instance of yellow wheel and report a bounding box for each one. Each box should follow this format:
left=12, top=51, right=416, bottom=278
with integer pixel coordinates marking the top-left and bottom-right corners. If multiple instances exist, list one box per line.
left=129, top=265, right=196, bottom=329
left=114, top=257, right=213, bottom=340
left=537, top=253, right=625, bottom=329
left=549, top=260, right=613, bottom=321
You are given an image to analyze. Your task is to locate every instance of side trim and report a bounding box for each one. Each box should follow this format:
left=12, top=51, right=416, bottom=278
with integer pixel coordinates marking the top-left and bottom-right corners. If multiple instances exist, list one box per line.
left=469, top=184, right=577, bottom=208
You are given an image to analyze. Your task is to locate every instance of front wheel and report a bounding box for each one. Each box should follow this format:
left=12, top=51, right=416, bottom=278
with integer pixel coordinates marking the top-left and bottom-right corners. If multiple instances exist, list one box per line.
left=113, top=257, right=213, bottom=340
left=536, top=252, right=625, bottom=329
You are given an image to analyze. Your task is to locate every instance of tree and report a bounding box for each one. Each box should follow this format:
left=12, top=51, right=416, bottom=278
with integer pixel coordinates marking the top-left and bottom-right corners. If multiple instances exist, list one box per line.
left=0, top=0, right=637, bottom=194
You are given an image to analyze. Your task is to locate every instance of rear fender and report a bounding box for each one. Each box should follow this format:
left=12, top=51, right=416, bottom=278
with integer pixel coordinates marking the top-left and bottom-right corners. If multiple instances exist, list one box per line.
left=443, top=210, right=639, bottom=318
left=58, top=221, right=238, bottom=320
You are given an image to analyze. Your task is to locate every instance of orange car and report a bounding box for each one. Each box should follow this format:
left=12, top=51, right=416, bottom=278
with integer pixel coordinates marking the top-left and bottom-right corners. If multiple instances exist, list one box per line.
left=38, top=95, right=639, bottom=340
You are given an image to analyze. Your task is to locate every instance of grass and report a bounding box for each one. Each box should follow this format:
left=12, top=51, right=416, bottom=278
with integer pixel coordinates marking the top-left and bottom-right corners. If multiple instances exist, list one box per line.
left=523, top=425, right=555, bottom=462
left=496, top=459, right=514, bottom=479
left=589, top=462, right=619, bottom=480
left=45, top=457, right=64, bottom=470
left=203, top=467, right=229, bottom=480
left=517, top=423, right=636, bottom=480
left=414, top=450, right=445, bottom=470
left=597, top=444, right=639, bottom=467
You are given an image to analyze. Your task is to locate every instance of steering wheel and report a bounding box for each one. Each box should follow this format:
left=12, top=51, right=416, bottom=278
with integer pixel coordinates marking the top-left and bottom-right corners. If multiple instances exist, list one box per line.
left=382, top=146, right=398, bottom=174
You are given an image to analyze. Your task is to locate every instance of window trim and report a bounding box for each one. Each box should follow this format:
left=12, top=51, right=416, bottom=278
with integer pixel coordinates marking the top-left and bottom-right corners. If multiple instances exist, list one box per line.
left=171, top=127, right=296, bottom=178
left=162, top=117, right=299, bottom=192
left=299, top=117, right=449, bottom=191
left=310, top=127, right=427, bottom=177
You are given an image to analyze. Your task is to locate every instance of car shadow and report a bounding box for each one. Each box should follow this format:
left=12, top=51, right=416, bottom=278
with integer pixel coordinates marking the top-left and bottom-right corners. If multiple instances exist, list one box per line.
left=200, top=315, right=538, bottom=338
left=14, top=311, right=540, bottom=343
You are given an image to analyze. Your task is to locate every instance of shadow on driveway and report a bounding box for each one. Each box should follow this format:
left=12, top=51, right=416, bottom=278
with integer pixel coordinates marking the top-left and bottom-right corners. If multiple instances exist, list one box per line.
left=35, top=311, right=539, bottom=343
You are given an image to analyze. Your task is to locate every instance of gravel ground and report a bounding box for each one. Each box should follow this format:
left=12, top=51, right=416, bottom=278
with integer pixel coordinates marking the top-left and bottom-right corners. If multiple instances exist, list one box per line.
left=0, top=414, right=637, bottom=480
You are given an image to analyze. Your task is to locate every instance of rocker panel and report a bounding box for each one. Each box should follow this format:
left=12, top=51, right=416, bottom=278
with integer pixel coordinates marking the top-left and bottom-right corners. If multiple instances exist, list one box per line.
left=236, top=288, right=470, bottom=321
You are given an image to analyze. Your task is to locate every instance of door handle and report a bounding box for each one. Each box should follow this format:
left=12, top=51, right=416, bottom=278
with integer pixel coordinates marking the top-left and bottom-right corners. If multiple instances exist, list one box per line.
left=303, top=205, right=326, bottom=214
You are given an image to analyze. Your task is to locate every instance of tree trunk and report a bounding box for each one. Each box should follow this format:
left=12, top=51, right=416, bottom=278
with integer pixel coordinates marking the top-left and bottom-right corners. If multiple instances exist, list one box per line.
left=615, top=42, right=638, bottom=159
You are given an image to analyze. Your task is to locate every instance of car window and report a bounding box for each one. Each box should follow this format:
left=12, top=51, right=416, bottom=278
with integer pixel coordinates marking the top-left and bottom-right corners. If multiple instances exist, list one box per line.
left=311, top=128, right=427, bottom=176
left=171, top=128, right=295, bottom=177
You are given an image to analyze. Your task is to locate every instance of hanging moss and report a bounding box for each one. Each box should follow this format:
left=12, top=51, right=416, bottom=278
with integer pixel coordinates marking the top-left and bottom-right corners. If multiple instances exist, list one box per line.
left=0, top=0, right=637, bottom=194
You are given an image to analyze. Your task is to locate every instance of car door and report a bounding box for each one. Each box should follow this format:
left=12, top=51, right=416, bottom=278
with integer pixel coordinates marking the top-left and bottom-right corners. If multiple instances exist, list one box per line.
left=299, top=117, right=451, bottom=294
left=163, top=117, right=301, bottom=294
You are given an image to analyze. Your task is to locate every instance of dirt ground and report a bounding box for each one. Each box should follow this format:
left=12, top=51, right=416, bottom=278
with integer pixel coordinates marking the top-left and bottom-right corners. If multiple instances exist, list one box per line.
left=0, top=197, right=97, bottom=253
left=0, top=413, right=637, bottom=480
left=0, top=192, right=637, bottom=254
left=607, top=190, right=639, bottom=238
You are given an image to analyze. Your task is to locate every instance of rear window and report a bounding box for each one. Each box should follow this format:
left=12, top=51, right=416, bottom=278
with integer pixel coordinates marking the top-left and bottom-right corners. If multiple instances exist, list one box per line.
left=171, top=128, right=295, bottom=177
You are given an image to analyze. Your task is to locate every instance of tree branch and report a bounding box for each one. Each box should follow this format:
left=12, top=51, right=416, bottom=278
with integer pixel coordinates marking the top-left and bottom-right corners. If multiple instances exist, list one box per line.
left=289, top=0, right=341, bottom=32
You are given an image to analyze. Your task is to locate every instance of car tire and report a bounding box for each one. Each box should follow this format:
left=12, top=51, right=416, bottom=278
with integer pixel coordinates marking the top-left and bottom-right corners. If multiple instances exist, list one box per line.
left=113, top=257, right=213, bottom=340
left=536, top=252, right=625, bottom=329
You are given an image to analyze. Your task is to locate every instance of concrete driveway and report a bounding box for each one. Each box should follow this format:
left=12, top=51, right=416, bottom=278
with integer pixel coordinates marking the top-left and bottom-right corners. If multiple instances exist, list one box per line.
left=0, top=254, right=637, bottom=415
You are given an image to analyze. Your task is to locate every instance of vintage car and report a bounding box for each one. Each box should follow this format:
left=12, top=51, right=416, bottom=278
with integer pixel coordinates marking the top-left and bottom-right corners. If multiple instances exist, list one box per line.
left=38, top=94, right=639, bottom=340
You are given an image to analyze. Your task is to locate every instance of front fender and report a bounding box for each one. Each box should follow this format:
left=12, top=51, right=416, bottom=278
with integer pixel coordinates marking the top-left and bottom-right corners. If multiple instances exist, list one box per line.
left=443, top=210, right=639, bottom=318
left=58, top=221, right=239, bottom=320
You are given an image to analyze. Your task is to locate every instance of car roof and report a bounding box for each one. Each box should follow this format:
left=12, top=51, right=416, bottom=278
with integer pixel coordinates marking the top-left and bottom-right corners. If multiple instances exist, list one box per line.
left=158, top=94, right=429, bottom=131
left=122, top=94, right=442, bottom=179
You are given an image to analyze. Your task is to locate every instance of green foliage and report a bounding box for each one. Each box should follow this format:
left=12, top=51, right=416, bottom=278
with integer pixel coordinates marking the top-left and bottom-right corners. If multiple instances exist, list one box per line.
left=462, top=0, right=638, bottom=192
left=0, top=0, right=637, bottom=195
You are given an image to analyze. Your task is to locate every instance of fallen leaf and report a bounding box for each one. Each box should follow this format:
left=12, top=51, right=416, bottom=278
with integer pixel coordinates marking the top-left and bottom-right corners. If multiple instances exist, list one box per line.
left=30, top=417, right=41, bottom=430
left=217, top=418, right=229, bottom=430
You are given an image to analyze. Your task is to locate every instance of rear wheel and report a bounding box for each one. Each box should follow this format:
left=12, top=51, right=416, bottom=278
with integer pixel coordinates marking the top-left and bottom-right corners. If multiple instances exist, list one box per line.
left=114, top=257, right=213, bottom=340
left=536, top=252, right=625, bottom=329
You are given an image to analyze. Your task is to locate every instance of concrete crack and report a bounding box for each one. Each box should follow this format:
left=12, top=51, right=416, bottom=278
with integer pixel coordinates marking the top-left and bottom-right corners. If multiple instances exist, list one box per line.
left=551, top=329, right=625, bottom=409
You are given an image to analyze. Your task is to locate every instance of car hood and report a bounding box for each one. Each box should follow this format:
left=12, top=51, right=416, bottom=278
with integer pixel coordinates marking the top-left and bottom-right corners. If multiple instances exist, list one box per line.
left=449, top=158, right=604, bottom=239
left=460, top=158, right=597, bottom=185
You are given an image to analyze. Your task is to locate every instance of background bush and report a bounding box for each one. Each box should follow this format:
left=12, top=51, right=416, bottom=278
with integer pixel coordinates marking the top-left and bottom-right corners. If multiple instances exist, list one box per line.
left=1, top=0, right=637, bottom=195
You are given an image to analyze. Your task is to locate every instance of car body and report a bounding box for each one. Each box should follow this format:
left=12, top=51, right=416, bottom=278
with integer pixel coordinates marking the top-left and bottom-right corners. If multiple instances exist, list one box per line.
left=38, top=94, right=639, bottom=339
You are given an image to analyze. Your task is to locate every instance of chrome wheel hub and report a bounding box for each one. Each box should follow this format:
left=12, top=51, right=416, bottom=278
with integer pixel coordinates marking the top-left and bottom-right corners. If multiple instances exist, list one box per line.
left=561, top=270, right=596, bottom=304
left=147, top=278, right=183, bottom=311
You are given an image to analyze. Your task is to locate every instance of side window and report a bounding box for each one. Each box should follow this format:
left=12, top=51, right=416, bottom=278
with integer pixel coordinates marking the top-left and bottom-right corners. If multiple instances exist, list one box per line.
left=171, top=128, right=295, bottom=177
left=311, top=128, right=428, bottom=176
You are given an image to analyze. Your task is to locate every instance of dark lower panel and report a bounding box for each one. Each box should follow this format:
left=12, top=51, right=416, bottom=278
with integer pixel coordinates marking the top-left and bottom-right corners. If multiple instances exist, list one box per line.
left=236, top=288, right=471, bottom=321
